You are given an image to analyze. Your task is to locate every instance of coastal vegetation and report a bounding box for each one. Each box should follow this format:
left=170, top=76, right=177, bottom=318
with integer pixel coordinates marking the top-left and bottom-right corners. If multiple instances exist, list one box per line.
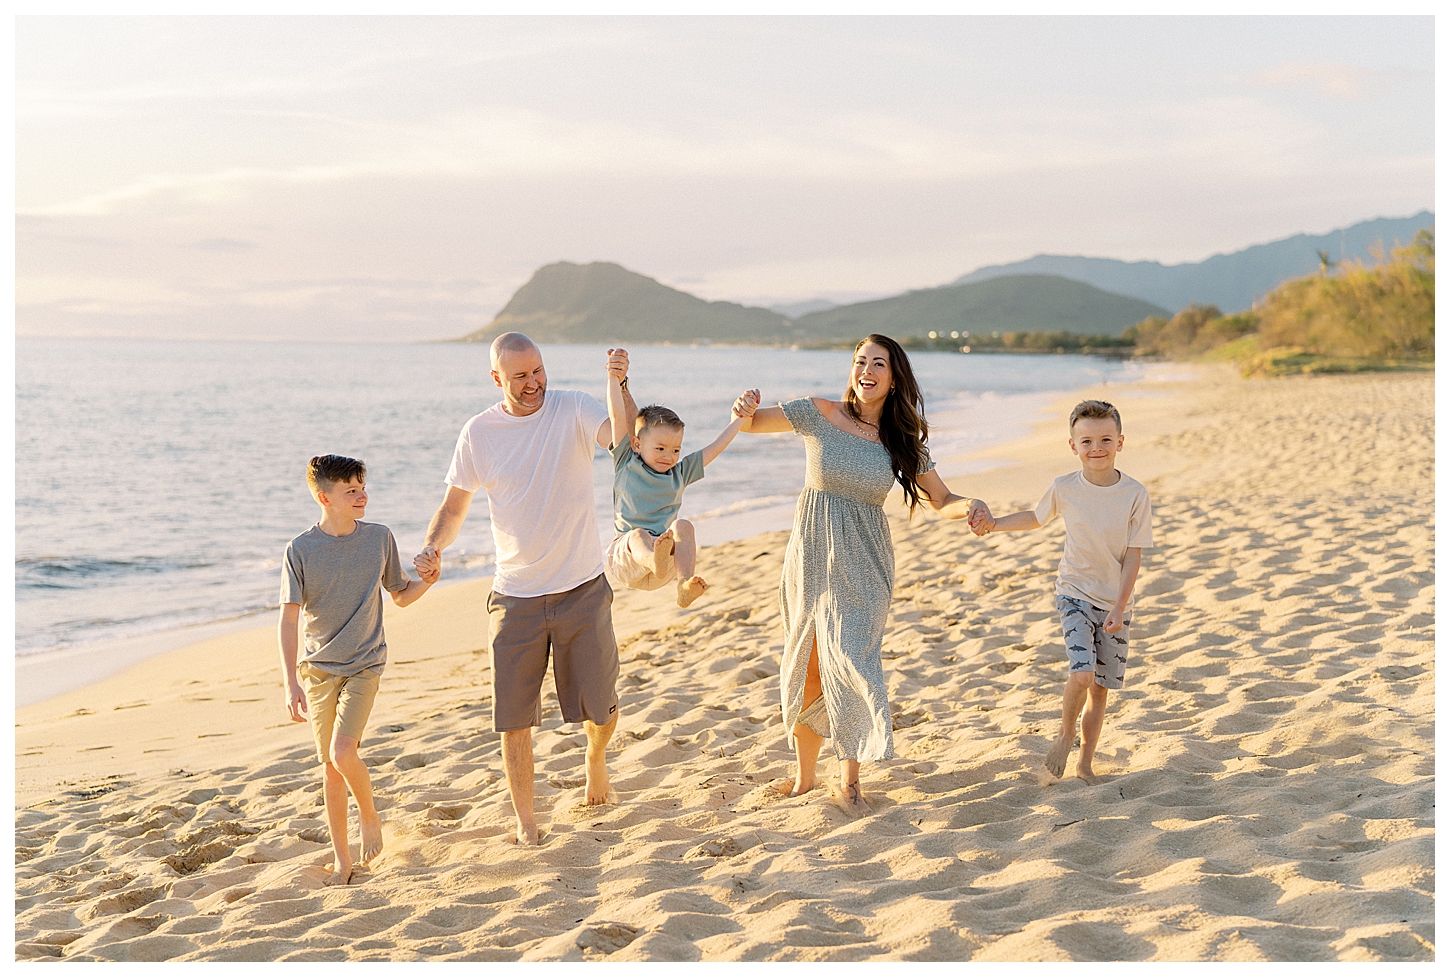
left=1124, top=230, right=1434, bottom=375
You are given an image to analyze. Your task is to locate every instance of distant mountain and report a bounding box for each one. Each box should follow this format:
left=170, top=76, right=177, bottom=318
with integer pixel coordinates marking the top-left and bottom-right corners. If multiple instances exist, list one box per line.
left=952, top=212, right=1434, bottom=314
left=792, top=274, right=1170, bottom=340
left=460, top=261, right=789, bottom=344
left=768, top=298, right=840, bottom=318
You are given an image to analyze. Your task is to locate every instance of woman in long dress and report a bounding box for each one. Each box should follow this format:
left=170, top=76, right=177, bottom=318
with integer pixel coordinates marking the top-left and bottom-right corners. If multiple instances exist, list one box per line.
left=737, top=334, right=985, bottom=817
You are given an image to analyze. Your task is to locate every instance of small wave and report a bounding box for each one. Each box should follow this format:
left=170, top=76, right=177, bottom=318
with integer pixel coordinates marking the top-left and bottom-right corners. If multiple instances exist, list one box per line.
left=690, top=494, right=800, bottom=521
left=15, top=555, right=217, bottom=589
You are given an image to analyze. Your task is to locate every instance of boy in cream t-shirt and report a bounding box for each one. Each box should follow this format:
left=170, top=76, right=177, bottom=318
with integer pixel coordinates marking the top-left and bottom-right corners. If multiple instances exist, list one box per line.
left=970, top=400, right=1153, bottom=783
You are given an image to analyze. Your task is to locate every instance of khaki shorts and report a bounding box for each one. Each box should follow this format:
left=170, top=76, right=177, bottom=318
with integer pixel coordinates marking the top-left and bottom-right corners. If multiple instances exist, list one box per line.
left=298, top=661, right=381, bottom=764
left=606, top=531, right=676, bottom=592
left=487, top=573, right=620, bottom=732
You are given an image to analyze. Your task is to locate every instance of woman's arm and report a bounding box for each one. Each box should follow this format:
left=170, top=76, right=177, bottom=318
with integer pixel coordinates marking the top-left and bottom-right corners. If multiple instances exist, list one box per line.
left=739, top=402, right=792, bottom=433
left=915, top=468, right=988, bottom=521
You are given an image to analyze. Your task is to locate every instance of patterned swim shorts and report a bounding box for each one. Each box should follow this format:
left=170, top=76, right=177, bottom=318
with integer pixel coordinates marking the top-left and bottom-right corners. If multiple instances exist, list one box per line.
left=1055, top=594, right=1129, bottom=690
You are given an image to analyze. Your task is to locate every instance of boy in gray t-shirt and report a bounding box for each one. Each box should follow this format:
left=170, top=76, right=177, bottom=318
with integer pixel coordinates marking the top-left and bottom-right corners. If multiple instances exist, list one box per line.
left=970, top=400, right=1153, bottom=785
left=604, top=354, right=759, bottom=608
left=278, top=454, right=439, bottom=886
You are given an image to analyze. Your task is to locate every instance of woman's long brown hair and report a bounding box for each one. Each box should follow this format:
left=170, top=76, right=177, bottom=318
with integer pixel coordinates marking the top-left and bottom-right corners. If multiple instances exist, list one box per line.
left=843, top=334, right=929, bottom=511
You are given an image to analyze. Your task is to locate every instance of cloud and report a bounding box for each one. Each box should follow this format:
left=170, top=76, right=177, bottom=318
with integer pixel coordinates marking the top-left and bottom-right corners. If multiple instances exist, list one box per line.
left=1247, top=61, right=1392, bottom=101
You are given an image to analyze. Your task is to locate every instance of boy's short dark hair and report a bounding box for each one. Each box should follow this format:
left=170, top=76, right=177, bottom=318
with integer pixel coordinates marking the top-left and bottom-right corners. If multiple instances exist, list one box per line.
left=1069, top=400, right=1122, bottom=434
left=635, top=405, right=685, bottom=436
left=307, top=454, right=366, bottom=497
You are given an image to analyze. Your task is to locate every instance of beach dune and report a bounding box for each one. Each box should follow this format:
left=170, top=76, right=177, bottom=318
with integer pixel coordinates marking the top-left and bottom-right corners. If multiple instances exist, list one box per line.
left=14, top=371, right=1434, bottom=962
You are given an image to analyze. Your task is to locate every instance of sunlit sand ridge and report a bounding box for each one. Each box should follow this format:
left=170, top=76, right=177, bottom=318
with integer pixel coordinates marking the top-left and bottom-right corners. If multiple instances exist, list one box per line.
left=14, top=371, right=1433, bottom=961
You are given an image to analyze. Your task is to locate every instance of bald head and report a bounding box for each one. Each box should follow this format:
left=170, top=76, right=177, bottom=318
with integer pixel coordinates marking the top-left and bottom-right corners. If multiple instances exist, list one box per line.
left=490, top=332, right=540, bottom=370
left=489, top=332, right=547, bottom=416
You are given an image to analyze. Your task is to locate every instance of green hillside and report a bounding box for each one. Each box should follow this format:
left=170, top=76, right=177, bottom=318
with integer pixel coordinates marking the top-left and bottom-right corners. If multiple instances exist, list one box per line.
left=792, top=274, right=1171, bottom=340
left=461, top=261, right=790, bottom=344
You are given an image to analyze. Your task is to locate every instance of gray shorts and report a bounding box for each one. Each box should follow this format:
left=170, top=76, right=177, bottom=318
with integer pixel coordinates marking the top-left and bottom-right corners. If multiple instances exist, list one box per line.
left=486, top=574, right=620, bottom=732
left=1056, top=594, right=1129, bottom=690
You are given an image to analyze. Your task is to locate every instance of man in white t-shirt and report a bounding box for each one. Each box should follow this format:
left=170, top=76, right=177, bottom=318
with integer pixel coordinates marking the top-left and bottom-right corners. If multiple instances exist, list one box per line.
left=416, top=333, right=635, bottom=847
left=969, top=400, right=1153, bottom=785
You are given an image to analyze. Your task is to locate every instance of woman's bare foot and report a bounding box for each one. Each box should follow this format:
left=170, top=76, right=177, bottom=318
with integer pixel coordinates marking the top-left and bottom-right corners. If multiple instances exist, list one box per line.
left=652, top=529, right=676, bottom=577
left=359, top=815, right=384, bottom=866
left=323, top=860, right=354, bottom=886
left=771, top=775, right=816, bottom=798
left=676, top=575, right=707, bottom=608
left=1045, top=732, right=1073, bottom=779
left=834, top=780, right=872, bottom=819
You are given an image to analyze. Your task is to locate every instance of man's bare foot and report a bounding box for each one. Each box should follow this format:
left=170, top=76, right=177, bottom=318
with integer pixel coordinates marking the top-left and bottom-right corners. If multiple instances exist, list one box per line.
left=359, top=815, right=384, bottom=866
left=585, top=752, right=611, bottom=806
left=1045, top=732, right=1073, bottom=779
left=1075, top=763, right=1101, bottom=785
left=834, top=780, right=872, bottom=819
left=323, top=861, right=354, bottom=886
left=676, top=575, right=707, bottom=608
left=512, top=819, right=541, bottom=847
left=771, top=776, right=816, bottom=798
left=652, top=529, right=676, bottom=577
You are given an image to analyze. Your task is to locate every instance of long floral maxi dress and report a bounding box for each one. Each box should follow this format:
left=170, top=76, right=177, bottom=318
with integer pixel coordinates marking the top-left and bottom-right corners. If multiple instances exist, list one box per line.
left=777, top=397, right=933, bottom=762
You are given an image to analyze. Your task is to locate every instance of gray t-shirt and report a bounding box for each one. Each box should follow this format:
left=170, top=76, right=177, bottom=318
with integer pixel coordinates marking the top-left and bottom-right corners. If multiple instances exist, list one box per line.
left=280, top=521, right=408, bottom=676
left=611, top=438, right=706, bottom=536
left=1034, top=470, right=1153, bottom=612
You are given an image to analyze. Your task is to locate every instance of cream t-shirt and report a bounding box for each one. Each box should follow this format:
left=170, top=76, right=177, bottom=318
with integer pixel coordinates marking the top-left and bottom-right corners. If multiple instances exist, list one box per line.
left=446, top=389, right=609, bottom=598
left=1034, top=469, right=1153, bottom=612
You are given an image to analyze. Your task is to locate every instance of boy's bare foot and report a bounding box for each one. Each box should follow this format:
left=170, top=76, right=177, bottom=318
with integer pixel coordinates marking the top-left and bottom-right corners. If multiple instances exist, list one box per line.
left=652, top=529, right=676, bottom=578
left=359, top=816, right=384, bottom=866
left=771, top=776, right=816, bottom=798
left=834, top=780, right=872, bottom=819
left=1045, top=733, right=1073, bottom=779
left=512, top=818, right=541, bottom=846
left=585, top=752, right=611, bottom=806
left=676, top=575, right=708, bottom=608
left=323, top=861, right=354, bottom=886
left=1074, top=763, right=1101, bottom=785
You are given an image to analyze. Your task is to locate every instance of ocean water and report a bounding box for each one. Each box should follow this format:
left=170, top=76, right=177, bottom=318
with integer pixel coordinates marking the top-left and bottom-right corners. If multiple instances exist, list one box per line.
left=14, top=337, right=1150, bottom=659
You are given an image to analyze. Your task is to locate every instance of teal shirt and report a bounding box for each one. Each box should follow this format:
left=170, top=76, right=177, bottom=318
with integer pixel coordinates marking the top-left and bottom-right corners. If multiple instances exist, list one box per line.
left=611, top=438, right=706, bottom=535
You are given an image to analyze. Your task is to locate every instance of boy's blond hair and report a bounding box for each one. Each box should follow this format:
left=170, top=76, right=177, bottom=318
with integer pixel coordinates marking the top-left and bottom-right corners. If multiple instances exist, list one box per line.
left=1069, top=400, right=1121, bottom=434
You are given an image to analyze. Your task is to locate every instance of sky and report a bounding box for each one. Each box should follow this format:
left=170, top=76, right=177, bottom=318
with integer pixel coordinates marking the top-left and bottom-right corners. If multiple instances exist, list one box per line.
left=14, top=15, right=1435, bottom=342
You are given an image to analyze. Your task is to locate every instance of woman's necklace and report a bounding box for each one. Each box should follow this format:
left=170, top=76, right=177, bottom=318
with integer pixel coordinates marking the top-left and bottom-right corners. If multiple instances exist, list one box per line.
left=849, top=410, right=880, bottom=441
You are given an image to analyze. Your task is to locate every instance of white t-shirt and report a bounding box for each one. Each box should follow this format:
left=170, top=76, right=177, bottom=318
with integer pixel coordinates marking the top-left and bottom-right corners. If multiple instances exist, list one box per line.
left=1034, top=469, right=1154, bottom=612
left=446, top=389, right=609, bottom=598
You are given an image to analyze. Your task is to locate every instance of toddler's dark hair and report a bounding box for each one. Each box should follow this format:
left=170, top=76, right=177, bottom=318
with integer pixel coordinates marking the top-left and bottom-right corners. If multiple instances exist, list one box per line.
left=635, top=405, right=685, bottom=435
left=307, top=454, right=366, bottom=496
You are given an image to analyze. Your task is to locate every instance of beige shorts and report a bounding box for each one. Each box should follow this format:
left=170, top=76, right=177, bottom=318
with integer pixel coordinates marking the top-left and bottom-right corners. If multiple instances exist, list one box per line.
left=487, top=574, right=620, bottom=732
left=298, top=661, right=381, bottom=764
left=606, top=531, right=676, bottom=592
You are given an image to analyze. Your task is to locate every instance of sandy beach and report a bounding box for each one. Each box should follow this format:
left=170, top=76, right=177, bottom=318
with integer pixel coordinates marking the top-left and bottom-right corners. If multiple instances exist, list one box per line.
left=14, top=369, right=1434, bottom=962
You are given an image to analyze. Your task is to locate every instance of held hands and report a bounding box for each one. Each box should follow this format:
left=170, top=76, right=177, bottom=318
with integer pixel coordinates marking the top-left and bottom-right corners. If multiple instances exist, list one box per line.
left=732, top=388, right=761, bottom=419
left=606, top=347, right=630, bottom=382
left=414, top=546, right=442, bottom=585
left=967, top=500, right=995, bottom=536
left=414, top=545, right=442, bottom=583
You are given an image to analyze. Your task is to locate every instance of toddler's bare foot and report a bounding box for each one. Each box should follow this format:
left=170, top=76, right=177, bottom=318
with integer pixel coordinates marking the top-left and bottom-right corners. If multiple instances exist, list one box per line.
left=359, top=815, right=384, bottom=866
left=834, top=780, right=872, bottom=819
left=324, top=860, right=354, bottom=886
left=652, top=530, right=676, bottom=578
left=676, top=575, right=707, bottom=608
left=1045, top=732, right=1072, bottom=779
